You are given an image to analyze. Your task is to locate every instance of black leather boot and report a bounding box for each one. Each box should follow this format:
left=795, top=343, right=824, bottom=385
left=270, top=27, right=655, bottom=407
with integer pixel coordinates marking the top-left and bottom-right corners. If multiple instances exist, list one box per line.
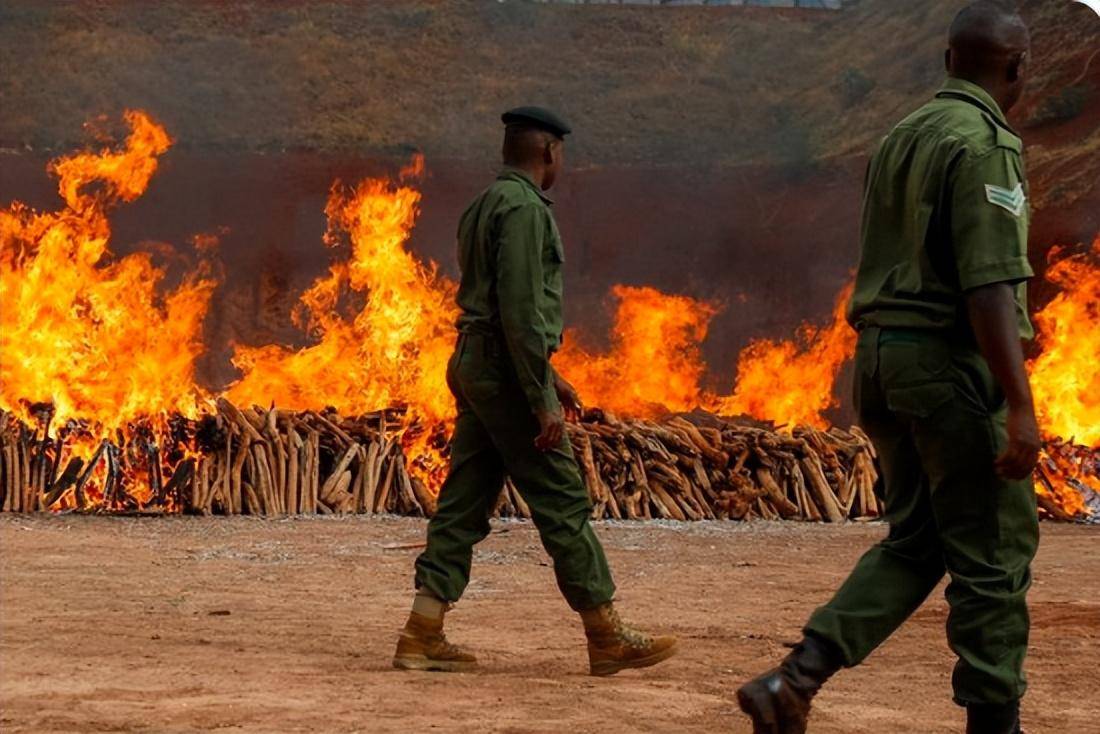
left=736, top=634, right=843, bottom=734
left=967, top=701, right=1022, bottom=734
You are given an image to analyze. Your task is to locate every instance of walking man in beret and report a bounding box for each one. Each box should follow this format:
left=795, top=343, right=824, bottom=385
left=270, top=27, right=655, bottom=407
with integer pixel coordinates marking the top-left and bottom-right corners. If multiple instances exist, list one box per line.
left=737, top=3, right=1040, bottom=733
left=393, top=106, right=677, bottom=676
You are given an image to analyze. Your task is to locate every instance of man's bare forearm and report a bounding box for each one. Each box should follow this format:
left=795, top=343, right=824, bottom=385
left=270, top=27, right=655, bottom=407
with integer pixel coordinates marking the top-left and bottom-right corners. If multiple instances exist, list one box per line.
left=965, top=283, right=1033, bottom=410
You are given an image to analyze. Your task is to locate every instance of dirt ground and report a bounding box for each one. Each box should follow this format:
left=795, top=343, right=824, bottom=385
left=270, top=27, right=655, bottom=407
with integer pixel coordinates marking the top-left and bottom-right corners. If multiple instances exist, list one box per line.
left=0, top=517, right=1095, bottom=734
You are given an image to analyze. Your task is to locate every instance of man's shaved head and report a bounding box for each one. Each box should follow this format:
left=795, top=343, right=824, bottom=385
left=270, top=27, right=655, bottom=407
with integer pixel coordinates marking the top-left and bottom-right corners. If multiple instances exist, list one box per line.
left=950, top=1, right=1029, bottom=65
left=946, top=1, right=1031, bottom=111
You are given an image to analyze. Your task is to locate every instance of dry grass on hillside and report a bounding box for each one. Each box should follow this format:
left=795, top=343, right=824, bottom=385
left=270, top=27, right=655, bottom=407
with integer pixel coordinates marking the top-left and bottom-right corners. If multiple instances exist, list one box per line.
left=0, top=0, right=1096, bottom=170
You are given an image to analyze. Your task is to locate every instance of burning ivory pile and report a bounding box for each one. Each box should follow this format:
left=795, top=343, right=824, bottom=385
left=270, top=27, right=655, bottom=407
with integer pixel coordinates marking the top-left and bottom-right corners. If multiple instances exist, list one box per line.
left=0, top=400, right=881, bottom=521
left=0, top=401, right=1094, bottom=522
left=1035, top=438, right=1100, bottom=522
left=0, top=400, right=437, bottom=517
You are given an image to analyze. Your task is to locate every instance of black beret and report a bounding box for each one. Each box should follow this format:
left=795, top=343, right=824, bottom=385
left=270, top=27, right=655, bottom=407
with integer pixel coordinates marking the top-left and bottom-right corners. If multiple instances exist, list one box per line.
left=501, top=106, right=572, bottom=138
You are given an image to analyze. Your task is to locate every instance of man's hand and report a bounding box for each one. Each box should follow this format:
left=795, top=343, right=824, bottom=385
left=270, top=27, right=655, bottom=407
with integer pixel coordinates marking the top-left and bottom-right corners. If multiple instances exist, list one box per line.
left=996, top=405, right=1041, bottom=479
left=534, top=408, right=565, bottom=452
left=966, top=283, right=1041, bottom=480
left=553, top=370, right=584, bottom=421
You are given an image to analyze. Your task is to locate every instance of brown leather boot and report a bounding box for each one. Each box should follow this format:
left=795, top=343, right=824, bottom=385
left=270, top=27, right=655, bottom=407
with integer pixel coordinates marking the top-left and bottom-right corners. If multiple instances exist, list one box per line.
left=580, top=602, right=678, bottom=676
left=736, top=635, right=842, bottom=734
left=392, top=611, right=477, bottom=672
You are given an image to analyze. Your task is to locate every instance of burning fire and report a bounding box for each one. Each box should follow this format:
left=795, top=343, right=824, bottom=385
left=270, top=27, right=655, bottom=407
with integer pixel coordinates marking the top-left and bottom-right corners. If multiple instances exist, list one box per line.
left=227, top=156, right=455, bottom=423
left=0, top=111, right=216, bottom=503
left=555, top=284, right=855, bottom=430
left=225, top=156, right=457, bottom=482
left=711, top=284, right=856, bottom=429
left=1028, top=238, right=1100, bottom=517
left=0, top=111, right=215, bottom=429
left=1029, top=237, right=1100, bottom=448
left=1, top=111, right=1095, bottom=519
left=556, top=286, right=717, bottom=418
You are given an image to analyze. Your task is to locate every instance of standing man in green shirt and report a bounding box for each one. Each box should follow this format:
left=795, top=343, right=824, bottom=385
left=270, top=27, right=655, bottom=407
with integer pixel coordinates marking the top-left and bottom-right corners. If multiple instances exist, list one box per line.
left=738, top=3, right=1040, bottom=733
left=393, top=106, right=677, bottom=676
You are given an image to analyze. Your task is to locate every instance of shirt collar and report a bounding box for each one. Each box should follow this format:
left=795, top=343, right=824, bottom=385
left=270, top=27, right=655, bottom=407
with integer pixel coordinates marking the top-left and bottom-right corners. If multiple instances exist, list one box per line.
left=935, top=77, right=1015, bottom=133
left=498, top=167, right=554, bottom=205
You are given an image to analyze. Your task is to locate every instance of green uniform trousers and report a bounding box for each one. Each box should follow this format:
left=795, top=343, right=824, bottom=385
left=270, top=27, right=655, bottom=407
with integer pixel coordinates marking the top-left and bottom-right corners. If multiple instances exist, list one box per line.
left=414, top=333, right=616, bottom=611
left=805, top=328, right=1039, bottom=706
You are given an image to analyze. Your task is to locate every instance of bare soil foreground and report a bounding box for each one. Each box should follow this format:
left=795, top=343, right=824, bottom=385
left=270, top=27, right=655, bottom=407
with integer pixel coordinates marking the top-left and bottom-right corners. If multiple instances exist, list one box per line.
left=1, top=517, right=1095, bottom=734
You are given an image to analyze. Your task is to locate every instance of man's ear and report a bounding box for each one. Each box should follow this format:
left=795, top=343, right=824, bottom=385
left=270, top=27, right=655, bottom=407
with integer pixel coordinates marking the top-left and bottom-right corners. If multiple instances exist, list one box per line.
left=543, top=140, right=556, bottom=165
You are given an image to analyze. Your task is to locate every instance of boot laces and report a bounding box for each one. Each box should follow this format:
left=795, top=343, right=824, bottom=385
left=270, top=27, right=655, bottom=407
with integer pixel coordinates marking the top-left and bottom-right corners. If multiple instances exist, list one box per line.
left=608, top=606, right=653, bottom=649
left=429, top=630, right=465, bottom=658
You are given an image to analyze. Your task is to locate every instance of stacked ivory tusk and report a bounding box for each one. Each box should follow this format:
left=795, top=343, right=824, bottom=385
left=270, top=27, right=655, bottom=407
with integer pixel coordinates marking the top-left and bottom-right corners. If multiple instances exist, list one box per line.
left=181, top=399, right=437, bottom=517
left=555, top=412, right=883, bottom=522
left=0, top=404, right=1095, bottom=522
left=0, top=401, right=434, bottom=517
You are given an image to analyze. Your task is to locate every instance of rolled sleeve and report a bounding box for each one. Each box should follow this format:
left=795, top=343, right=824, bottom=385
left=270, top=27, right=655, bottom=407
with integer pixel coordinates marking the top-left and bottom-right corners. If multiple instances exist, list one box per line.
left=950, top=148, right=1033, bottom=291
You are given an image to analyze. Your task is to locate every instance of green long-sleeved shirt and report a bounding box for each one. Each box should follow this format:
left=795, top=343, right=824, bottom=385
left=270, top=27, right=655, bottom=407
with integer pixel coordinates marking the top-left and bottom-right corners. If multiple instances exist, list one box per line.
left=848, top=77, right=1033, bottom=338
left=454, top=168, right=565, bottom=413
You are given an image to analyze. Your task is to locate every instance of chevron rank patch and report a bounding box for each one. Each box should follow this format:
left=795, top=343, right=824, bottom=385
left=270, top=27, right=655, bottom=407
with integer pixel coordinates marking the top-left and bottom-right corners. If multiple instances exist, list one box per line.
left=985, top=183, right=1026, bottom=217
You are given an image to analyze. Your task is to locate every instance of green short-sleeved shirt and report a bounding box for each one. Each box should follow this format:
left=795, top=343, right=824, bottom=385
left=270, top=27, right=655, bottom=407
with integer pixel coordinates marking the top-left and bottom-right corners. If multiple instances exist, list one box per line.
left=454, top=168, right=565, bottom=413
left=848, top=78, right=1034, bottom=339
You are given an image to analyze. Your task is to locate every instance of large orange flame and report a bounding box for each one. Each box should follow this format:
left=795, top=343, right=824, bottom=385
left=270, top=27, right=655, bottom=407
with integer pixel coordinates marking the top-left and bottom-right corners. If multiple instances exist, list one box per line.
left=556, top=286, right=717, bottom=417
left=0, top=111, right=216, bottom=432
left=711, top=283, right=856, bottom=428
left=1029, top=237, right=1100, bottom=448
left=227, top=156, right=455, bottom=424
left=557, top=283, right=855, bottom=429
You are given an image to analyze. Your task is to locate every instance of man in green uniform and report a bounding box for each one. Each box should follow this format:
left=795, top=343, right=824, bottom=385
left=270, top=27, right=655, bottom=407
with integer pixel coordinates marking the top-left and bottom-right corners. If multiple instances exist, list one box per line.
left=738, top=4, right=1040, bottom=733
left=393, top=106, right=677, bottom=676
